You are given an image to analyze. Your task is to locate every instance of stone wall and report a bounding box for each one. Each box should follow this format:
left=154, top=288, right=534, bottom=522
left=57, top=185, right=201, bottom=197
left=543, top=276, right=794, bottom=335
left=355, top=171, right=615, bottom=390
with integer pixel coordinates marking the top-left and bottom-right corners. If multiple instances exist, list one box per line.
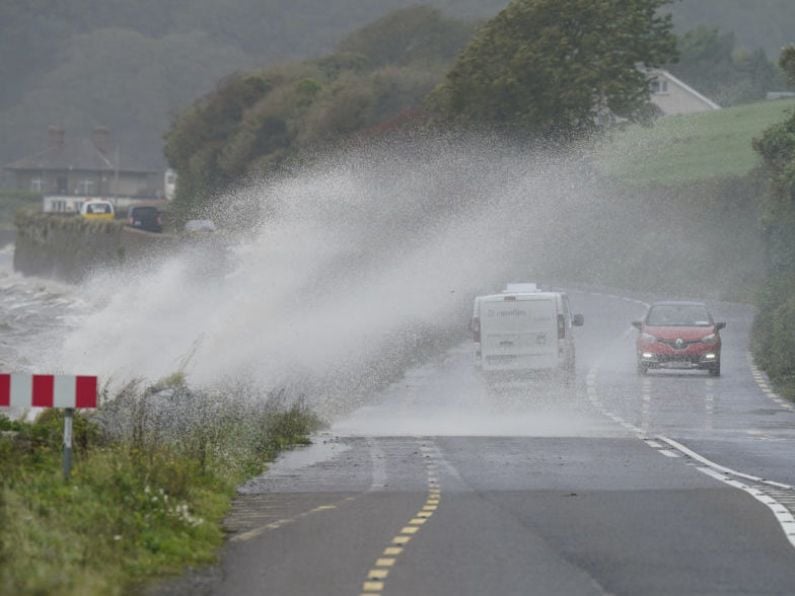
left=13, top=212, right=177, bottom=283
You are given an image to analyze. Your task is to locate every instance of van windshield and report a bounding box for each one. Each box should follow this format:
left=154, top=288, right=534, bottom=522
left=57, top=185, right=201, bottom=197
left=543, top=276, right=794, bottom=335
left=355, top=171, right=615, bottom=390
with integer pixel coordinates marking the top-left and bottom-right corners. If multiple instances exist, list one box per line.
left=647, top=304, right=712, bottom=327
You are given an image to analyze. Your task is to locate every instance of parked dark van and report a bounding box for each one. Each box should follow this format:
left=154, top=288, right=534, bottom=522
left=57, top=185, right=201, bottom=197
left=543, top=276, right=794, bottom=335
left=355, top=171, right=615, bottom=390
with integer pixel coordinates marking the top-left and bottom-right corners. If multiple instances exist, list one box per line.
left=127, top=206, right=162, bottom=233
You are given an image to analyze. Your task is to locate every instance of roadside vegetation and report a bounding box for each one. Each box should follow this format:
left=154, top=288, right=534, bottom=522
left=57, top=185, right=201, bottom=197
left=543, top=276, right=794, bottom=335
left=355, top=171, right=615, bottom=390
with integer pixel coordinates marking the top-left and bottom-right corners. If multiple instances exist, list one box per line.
left=0, top=378, right=321, bottom=595
left=750, top=46, right=795, bottom=398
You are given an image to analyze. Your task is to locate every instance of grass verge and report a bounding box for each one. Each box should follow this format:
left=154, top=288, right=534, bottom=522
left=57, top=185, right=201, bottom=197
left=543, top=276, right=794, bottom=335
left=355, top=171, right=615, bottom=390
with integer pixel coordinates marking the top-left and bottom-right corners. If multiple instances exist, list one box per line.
left=0, top=380, right=321, bottom=595
left=594, top=99, right=795, bottom=186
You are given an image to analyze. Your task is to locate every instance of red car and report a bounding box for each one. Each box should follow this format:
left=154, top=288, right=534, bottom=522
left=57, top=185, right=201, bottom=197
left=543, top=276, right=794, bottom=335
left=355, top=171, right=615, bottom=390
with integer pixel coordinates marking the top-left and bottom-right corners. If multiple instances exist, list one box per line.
left=632, top=301, right=725, bottom=376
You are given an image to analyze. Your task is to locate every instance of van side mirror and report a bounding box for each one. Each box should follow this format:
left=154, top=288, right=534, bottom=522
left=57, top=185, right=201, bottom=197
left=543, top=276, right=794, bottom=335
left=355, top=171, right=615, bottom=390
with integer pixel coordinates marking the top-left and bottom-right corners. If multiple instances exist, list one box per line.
left=572, top=314, right=584, bottom=327
left=715, top=321, right=726, bottom=330
left=631, top=320, right=642, bottom=330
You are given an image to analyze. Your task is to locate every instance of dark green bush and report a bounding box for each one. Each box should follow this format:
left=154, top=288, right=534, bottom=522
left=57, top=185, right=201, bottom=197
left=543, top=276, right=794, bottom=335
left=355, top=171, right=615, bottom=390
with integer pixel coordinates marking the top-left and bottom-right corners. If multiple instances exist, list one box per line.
left=752, top=275, right=795, bottom=396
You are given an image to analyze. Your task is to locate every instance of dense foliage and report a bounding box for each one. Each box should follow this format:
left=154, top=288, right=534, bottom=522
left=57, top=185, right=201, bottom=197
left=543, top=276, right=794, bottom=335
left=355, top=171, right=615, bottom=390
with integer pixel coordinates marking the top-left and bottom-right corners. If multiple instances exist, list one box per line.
left=164, top=7, right=475, bottom=218
left=751, top=46, right=795, bottom=396
left=752, top=276, right=795, bottom=396
left=429, top=0, right=678, bottom=141
left=669, top=0, right=795, bottom=60
left=667, top=26, right=782, bottom=106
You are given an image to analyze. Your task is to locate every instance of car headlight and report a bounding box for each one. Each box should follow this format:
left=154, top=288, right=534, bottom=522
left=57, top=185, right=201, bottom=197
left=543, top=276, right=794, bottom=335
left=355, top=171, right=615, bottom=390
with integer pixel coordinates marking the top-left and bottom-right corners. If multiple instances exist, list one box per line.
left=701, top=333, right=718, bottom=345
left=640, top=333, right=657, bottom=343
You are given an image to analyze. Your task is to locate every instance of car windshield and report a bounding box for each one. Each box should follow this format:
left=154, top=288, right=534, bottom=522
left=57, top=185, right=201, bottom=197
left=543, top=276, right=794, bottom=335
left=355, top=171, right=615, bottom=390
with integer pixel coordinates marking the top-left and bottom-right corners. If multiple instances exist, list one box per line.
left=647, top=304, right=712, bottom=327
left=87, top=203, right=111, bottom=214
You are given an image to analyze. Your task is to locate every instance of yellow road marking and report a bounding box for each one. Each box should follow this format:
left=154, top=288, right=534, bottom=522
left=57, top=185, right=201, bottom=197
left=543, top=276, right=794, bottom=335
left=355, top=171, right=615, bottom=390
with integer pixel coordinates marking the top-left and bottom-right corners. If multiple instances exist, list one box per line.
left=358, top=440, right=444, bottom=594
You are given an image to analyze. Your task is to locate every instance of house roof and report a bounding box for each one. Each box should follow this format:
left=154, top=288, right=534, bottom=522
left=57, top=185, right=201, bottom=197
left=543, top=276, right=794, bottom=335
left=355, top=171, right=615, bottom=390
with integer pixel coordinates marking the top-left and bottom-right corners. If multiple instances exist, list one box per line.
left=3, top=137, right=157, bottom=174
left=652, top=69, right=721, bottom=111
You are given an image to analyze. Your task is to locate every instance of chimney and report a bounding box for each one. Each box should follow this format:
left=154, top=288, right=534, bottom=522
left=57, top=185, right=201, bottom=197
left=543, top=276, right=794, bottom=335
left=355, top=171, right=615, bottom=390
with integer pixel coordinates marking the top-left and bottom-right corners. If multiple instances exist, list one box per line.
left=48, top=125, right=65, bottom=150
left=92, top=126, right=111, bottom=154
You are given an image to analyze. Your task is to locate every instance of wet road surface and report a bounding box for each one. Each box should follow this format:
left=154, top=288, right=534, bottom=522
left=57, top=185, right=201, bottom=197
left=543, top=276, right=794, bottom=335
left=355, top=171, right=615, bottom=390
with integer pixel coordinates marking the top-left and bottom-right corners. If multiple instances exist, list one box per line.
left=198, top=290, right=795, bottom=595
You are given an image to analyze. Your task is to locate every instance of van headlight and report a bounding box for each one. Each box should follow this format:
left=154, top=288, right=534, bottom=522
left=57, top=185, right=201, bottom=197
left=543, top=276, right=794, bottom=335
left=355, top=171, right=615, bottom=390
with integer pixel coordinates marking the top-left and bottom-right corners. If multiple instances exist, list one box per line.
left=701, top=334, right=718, bottom=345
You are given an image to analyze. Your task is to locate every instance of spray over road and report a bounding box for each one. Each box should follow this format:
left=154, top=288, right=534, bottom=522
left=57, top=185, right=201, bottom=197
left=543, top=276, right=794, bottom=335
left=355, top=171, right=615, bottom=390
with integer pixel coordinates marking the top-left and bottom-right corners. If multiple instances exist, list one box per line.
left=4, top=142, right=795, bottom=594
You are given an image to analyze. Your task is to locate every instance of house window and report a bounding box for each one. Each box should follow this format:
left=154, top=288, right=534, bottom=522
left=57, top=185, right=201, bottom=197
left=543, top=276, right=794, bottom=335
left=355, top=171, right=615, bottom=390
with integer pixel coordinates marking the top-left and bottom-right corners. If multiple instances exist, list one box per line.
left=57, top=176, right=68, bottom=194
left=650, top=79, right=669, bottom=94
left=76, top=179, right=96, bottom=195
left=30, top=178, right=43, bottom=193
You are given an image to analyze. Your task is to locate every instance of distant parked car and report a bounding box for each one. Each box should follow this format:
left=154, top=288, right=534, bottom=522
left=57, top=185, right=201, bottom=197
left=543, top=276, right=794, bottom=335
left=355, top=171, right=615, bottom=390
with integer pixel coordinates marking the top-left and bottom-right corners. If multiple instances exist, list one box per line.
left=80, top=200, right=114, bottom=221
left=632, top=301, right=725, bottom=376
left=184, top=219, right=216, bottom=234
left=127, top=206, right=162, bottom=233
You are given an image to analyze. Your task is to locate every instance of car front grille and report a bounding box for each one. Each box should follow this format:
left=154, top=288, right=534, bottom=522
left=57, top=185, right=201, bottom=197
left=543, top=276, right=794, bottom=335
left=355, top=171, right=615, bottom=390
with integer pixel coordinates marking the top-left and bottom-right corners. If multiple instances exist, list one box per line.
left=658, top=338, right=701, bottom=350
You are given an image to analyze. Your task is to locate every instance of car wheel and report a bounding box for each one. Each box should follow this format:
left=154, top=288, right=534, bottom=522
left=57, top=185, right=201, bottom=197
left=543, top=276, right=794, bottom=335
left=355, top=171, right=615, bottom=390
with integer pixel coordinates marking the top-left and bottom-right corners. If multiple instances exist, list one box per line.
left=637, top=362, right=649, bottom=376
left=708, top=362, right=721, bottom=377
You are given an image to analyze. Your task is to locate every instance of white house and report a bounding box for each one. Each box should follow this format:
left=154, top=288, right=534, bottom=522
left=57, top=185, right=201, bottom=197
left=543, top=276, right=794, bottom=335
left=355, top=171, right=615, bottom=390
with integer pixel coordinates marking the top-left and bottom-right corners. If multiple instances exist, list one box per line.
left=647, top=69, right=721, bottom=116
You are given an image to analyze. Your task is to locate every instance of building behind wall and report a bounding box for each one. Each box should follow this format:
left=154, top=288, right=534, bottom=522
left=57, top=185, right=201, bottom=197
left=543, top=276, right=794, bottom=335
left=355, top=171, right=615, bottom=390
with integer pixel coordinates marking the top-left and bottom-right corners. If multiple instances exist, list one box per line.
left=3, top=126, right=166, bottom=214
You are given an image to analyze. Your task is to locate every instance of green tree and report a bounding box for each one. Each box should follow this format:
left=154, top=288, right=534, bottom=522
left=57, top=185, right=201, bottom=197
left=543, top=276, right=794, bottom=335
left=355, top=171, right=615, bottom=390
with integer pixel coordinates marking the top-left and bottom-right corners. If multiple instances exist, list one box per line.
left=668, top=26, right=778, bottom=106
left=780, top=46, right=795, bottom=85
left=163, top=8, right=476, bottom=216
left=751, top=45, right=795, bottom=392
left=429, top=0, right=677, bottom=141
left=337, top=6, right=475, bottom=70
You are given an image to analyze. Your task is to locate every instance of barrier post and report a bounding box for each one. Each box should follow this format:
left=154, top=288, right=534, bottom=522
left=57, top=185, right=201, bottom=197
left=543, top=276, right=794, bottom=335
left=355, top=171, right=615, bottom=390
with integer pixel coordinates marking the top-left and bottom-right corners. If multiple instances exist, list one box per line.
left=63, top=407, right=74, bottom=481
left=0, top=374, right=97, bottom=481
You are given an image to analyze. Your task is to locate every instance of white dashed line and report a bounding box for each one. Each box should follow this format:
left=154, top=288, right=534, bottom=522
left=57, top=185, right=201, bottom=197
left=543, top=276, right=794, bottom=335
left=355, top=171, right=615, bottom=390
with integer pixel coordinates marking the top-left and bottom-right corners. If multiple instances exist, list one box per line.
left=659, top=436, right=794, bottom=491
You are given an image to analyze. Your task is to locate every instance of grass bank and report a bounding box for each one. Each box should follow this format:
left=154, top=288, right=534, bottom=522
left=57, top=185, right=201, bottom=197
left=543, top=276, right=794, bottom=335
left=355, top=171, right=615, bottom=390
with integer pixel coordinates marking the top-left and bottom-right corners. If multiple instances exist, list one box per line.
left=594, top=99, right=795, bottom=186
left=0, top=379, right=321, bottom=595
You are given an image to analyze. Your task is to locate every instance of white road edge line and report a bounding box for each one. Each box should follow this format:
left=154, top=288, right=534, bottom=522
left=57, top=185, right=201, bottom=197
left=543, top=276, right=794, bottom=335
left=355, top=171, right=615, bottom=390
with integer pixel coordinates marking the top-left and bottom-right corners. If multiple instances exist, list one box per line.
left=747, top=352, right=795, bottom=412
left=696, top=467, right=795, bottom=547
left=658, top=435, right=794, bottom=491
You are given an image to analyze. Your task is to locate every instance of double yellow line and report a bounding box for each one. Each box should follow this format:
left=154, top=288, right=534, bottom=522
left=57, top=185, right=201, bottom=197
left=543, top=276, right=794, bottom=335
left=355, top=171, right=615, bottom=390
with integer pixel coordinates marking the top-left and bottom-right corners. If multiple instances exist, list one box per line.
left=360, top=441, right=441, bottom=595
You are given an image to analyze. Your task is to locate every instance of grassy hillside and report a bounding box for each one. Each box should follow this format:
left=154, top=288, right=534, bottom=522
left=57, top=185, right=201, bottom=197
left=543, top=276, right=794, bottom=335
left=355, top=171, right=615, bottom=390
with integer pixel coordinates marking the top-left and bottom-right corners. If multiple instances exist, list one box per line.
left=594, top=99, right=795, bottom=186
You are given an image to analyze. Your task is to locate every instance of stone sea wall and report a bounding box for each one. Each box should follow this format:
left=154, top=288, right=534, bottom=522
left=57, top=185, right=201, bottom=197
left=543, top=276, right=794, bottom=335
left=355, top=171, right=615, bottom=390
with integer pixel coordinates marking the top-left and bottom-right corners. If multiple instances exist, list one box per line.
left=13, top=212, right=176, bottom=283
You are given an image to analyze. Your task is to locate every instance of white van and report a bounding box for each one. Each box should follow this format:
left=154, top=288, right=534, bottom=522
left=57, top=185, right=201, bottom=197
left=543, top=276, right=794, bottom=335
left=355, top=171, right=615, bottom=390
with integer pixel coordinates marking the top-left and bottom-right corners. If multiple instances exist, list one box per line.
left=470, top=284, right=583, bottom=379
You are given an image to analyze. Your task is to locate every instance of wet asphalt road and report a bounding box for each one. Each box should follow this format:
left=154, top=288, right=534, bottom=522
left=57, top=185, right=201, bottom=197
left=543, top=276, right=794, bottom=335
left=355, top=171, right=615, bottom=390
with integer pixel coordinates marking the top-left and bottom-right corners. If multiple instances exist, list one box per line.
left=202, top=290, right=795, bottom=595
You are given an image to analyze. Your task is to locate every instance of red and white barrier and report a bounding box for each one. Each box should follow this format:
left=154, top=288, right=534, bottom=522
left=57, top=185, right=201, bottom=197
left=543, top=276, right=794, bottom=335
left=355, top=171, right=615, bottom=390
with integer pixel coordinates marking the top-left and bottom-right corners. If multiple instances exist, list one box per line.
left=0, top=374, right=98, bottom=409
